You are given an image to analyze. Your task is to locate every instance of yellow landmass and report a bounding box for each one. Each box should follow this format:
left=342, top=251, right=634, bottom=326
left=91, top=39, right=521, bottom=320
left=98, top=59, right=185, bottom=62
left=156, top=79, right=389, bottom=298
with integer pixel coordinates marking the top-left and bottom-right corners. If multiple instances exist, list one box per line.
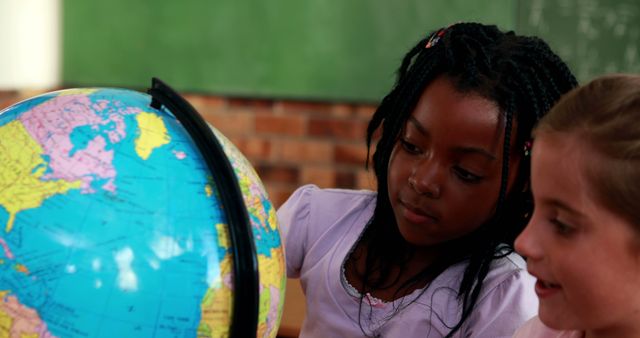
left=56, top=88, right=98, bottom=96
left=198, top=234, right=285, bottom=338
left=198, top=253, right=233, bottom=338
left=215, top=223, right=230, bottom=250
left=0, top=121, right=82, bottom=233
left=205, top=184, right=213, bottom=198
left=257, top=285, right=271, bottom=338
left=134, top=112, right=170, bottom=160
left=267, top=207, right=278, bottom=232
left=258, top=249, right=285, bottom=290
left=0, top=307, right=14, bottom=337
left=257, top=248, right=286, bottom=338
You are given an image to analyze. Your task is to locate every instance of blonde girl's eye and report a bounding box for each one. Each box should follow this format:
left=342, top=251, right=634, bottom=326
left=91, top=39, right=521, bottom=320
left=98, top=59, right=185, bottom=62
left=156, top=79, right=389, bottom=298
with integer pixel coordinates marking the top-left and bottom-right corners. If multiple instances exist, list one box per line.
left=550, top=218, right=574, bottom=236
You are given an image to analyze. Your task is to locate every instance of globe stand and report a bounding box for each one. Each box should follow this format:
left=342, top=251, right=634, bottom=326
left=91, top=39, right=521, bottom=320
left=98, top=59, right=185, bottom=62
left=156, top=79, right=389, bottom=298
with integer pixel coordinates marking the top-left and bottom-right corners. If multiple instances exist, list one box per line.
left=148, top=78, right=259, bottom=338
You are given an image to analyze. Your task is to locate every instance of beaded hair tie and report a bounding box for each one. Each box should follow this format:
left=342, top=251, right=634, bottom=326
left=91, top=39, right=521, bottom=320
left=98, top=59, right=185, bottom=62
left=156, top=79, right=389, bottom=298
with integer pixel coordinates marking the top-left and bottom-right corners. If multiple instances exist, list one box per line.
left=524, top=140, right=533, bottom=157
left=425, top=24, right=455, bottom=49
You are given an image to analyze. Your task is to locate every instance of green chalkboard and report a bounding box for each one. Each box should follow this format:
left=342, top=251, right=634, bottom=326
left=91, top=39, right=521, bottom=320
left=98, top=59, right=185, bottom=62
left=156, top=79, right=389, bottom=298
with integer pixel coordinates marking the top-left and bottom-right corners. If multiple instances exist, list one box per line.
left=62, top=0, right=515, bottom=103
left=517, top=0, right=640, bottom=83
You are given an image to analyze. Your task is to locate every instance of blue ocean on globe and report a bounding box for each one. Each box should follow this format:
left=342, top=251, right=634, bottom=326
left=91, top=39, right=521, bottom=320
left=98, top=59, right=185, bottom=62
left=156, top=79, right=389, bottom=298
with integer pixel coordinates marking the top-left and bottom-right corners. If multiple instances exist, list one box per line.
left=0, top=88, right=285, bottom=338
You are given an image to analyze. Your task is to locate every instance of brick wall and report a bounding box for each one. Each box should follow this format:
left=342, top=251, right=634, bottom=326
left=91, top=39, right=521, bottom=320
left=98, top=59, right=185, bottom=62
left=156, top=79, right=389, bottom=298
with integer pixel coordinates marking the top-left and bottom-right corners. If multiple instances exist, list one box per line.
left=0, top=90, right=378, bottom=208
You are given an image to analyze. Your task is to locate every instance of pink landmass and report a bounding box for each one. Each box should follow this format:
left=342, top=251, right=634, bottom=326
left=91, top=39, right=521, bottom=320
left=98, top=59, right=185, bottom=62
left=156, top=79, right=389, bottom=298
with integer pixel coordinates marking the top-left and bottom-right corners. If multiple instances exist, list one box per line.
left=223, top=273, right=233, bottom=289
left=106, top=113, right=126, bottom=143
left=18, top=94, right=141, bottom=194
left=173, top=150, right=187, bottom=160
left=92, top=99, right=109, bottom=112
left=0, top=293, right=56, bottom=337
left=0, top=238, right=14, bottom=260
left=266, top=285, right=282, bottom=336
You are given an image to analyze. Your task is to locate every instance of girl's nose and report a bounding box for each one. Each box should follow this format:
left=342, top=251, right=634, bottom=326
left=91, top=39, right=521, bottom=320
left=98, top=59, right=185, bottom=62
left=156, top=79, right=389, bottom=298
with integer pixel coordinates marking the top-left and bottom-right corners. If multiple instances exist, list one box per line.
left=514, top=215, right=543, bottom=260
left=409, top=158, right=443, bottom=198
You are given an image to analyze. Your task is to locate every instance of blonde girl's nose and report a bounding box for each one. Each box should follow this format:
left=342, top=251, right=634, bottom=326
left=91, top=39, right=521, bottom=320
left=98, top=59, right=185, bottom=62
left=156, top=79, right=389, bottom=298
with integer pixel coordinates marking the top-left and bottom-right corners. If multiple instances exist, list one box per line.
left=514, top=215, right=543, bottom=260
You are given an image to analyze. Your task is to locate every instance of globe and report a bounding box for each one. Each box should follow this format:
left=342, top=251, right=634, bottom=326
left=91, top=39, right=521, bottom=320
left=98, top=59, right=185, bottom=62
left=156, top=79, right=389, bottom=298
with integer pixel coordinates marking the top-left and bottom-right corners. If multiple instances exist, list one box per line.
left=0, top=80, right=286, bottom=338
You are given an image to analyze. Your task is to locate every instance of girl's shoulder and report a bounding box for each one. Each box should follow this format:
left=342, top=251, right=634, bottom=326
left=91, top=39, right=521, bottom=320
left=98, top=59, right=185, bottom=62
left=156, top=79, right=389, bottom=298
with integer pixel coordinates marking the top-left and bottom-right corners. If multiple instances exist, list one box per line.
left=277, top=185, right=377, bottom=278
left=278, top=184, right=376, bottom=225
left=289, top=184, right=376, bottom=207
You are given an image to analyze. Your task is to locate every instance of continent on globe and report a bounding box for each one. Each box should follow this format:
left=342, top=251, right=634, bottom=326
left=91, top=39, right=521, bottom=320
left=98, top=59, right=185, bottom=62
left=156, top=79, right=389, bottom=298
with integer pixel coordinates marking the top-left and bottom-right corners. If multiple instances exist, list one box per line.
left=0, top=291, right=56, bottom=338
left=0, top=119, right=82, bottom=232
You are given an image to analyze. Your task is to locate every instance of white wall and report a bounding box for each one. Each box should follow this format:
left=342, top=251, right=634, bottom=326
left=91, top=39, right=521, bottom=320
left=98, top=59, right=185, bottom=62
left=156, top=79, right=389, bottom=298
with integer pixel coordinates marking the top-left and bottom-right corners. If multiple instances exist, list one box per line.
left=0, top=0, right=61, bottom=90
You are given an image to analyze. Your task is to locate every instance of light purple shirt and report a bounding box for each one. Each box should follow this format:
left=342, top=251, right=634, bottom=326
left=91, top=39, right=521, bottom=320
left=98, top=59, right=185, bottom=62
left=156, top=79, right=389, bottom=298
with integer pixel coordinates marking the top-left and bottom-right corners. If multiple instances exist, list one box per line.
left=277, top=185, right=538, bottom=338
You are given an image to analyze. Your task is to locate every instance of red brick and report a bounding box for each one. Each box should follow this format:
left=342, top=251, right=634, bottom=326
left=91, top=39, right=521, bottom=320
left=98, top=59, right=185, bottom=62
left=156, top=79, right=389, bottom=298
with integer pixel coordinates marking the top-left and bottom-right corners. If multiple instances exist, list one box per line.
left=275, top=100, right=332, bottom=114
left=334, top=143, right=369, bottom=166
left=204, top=110, right=255, bottom=136
left=266, top=185, right=298, bottom=208
left=335, top=171, right=356, bottom=188
left=308, top=118, right=367, bottom=141
left=355, top=170, right=377, bottom=191
left=276, top=140, right=333, bottom=164
left=254, top=164, right=299, bottom=184
left=0, top=98, right=18, bottom=110
left=228, top=137, right=272, bottom=162
left=330, top=103, right=355, bottom=118
left=300, top=166, right=335, bottom=188
left=185, top=94, right=227, bottom=113
left=255, top=113, right=306, bottom=136
left=356, top=104, right=377, bottom=120
left=228, top=97, right=274, bottom=110
left=1, top=91, right=39, bottom=110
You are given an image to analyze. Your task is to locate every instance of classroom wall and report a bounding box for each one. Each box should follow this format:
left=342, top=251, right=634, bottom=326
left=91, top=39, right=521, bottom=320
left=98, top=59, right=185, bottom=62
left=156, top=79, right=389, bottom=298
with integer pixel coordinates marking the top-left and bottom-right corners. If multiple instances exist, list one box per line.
left=0, top=0, right=60, bottom=90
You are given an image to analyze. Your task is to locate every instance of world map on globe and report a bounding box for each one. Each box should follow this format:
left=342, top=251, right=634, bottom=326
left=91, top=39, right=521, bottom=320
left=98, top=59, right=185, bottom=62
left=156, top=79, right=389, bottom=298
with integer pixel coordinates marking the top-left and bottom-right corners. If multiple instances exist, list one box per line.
left=0, top=88, right=285, bottom=337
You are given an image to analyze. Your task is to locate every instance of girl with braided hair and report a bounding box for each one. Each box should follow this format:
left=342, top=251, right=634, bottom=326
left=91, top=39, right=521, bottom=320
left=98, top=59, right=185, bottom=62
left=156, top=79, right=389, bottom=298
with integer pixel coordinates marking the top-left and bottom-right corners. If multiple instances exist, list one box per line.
left=277, top=22, right=577, bottom=337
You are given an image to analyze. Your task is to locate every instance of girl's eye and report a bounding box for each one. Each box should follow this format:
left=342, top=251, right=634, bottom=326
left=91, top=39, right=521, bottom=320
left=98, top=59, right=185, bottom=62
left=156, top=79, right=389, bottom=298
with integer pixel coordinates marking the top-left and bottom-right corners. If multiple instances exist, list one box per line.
left=400, top=139, right=421, bottom=154
left=550, top=218, right=574, bottom=236
left=453, top=167, right=482, bottom=183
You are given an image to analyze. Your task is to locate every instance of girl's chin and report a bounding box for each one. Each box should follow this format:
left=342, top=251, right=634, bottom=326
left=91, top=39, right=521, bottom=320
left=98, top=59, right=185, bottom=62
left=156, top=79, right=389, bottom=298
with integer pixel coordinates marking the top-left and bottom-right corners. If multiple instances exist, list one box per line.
left=537, top=301, right=578, bottom=331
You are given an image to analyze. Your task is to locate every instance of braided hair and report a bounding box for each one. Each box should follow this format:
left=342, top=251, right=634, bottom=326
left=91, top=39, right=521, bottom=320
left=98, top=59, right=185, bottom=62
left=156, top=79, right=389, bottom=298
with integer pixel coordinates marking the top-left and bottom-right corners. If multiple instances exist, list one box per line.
left=360, top=23, right=577, bottom=336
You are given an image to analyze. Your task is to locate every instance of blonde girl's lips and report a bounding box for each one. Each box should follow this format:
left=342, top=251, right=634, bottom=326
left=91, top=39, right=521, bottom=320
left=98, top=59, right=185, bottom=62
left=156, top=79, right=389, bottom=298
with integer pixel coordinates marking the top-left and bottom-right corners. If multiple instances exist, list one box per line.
left=534, top=279, right=562, bottom=298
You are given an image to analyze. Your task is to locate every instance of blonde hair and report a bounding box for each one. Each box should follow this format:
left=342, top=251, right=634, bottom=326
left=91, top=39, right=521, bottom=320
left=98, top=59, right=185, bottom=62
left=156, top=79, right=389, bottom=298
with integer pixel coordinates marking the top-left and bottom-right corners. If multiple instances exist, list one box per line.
left=535, top=73, right=640, bottom=227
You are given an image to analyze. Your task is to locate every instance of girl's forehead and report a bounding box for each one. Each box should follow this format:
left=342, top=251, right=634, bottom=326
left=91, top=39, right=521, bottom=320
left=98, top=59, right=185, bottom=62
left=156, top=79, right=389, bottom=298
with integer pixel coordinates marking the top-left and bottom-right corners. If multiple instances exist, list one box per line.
left=532, top=134, right=597, bottom=206
left=409, top=85, right=510, bottom=145
left=413, top=77, right=503, bottom=126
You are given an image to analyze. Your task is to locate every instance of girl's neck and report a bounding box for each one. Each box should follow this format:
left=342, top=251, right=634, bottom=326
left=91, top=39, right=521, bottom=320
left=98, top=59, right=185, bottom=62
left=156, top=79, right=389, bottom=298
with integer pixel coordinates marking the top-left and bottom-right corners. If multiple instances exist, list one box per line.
left=585, top=322, right=640, bottom=338
left=345, top=238, right=443, bottom=302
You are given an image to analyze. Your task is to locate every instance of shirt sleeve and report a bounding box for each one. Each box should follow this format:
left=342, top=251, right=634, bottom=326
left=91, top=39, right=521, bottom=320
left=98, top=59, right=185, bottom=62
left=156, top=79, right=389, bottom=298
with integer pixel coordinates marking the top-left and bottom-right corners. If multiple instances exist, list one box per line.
left=276, top=184, right=316, bottom=278
left=463, top=269, right=538, bottom=338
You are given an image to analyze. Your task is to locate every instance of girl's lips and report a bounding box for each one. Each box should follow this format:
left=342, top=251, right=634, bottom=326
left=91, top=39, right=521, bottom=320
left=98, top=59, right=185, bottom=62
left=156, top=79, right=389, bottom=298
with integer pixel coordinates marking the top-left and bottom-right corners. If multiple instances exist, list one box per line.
left=535, top=279, right=562, bottom=298
left=401, top=202, right=439, bottom=224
